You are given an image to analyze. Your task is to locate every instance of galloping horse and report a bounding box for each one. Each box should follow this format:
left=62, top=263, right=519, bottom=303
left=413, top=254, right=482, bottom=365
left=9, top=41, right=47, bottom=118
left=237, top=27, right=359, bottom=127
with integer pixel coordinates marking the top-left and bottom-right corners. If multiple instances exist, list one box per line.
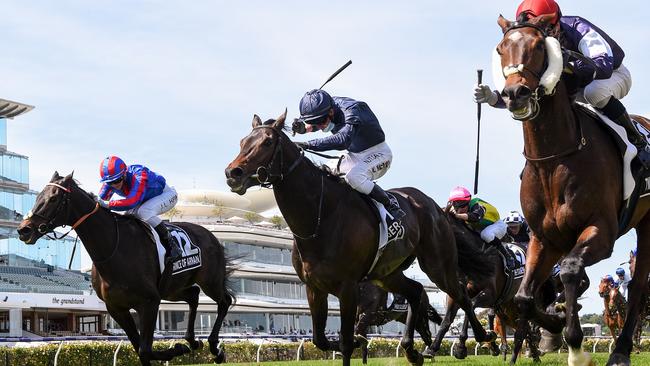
left=495, top=14, right=650, bottom=366
left=431, top=216, right=551, bottom=364
left=17, top=173, right=234, bottom=366
left=225, top=112, right=495, bottom=366
left=598, top=277, right=626, bottom=340
left=355, top=281, right=442, bottom=364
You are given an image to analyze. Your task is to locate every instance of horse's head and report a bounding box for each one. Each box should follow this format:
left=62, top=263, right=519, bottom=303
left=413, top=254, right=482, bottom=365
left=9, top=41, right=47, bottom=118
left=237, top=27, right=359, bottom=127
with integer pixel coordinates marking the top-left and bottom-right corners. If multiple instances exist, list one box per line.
left=226, top=109, right=299, bottom=195
left=18, top=172, right=77, bottom=244
left=598, top=276, right=613, bottom=298
left=494, top=14, right=563, bottom=120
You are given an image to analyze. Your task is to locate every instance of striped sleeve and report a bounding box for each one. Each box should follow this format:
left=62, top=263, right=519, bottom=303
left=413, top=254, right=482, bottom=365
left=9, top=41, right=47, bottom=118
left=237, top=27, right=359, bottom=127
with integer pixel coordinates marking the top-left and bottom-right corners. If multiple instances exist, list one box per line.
left=108, top=169, right=149, bottom=211
left=98, top=183, right=113, bottom=201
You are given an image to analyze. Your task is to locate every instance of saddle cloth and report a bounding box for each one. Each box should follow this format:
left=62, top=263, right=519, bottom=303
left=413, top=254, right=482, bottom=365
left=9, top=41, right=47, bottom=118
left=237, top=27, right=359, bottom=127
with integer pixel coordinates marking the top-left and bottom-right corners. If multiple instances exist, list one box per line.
left=366, top=193, right=406, bottom=275
left=576, top=102, right=650, bottom=200
left=504, top=243, right=526, bottom=279
left=147, top=223, right=202, bottom=275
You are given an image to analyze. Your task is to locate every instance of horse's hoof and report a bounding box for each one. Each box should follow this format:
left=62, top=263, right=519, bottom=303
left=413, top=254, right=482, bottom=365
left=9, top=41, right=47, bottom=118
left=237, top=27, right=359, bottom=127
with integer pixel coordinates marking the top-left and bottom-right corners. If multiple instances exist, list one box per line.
left=606, top=352, right=630, bottom=366
left=214, top=349, right=226, bottom=364
left=453, top=346, right=468, bottom=360
left=188, top=339, right=203, bottom=350
left=421, top=346, right=435, bottom=358
left=568, top=349, right=594, bottom=366
left=490, top=344, right=500, bottom=357
left=408, top=352, right=424, bottom=366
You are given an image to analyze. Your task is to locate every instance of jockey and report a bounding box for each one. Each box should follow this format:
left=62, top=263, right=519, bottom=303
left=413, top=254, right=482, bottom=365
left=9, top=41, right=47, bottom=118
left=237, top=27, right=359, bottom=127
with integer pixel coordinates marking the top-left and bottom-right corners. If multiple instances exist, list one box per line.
left=503, top=210, right=531, bottom=244
left=97, top=156, right=182, bottom=261
left=447, top=186, right=515, bottom=269
left=615, top=267, right=631, bottom=298
left=292, top=89, right=405, bottom=220
left=474, top=0, right=650, bottom=168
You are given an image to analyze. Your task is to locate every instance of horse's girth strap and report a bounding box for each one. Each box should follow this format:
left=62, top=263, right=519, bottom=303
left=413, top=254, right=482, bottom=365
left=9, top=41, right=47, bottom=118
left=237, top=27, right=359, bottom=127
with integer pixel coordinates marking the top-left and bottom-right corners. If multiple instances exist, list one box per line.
left=72, top=203, right=99, bottom=230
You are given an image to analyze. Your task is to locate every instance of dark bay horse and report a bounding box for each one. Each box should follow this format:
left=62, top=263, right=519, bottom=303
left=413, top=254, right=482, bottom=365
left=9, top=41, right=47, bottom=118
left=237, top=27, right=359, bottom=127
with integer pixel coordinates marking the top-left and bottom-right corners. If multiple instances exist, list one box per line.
left=17, top=172, right=234, bottom=366
left=225, top=112, right=495, bottom=366
left=355, top=281, right=442, bottom=364
left=495, top=14, right=650, bottom=366
left=431, top=216, right=551, bottom=364
left=598, top=277, right=626, bottom=340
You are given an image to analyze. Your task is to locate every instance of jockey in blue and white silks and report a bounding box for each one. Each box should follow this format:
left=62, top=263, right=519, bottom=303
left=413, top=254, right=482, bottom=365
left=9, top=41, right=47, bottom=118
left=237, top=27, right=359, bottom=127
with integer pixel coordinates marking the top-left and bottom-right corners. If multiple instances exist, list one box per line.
left=291, top=89, right=405, bottom=220
left=98, top=156, right=181, bottom=260
left=474, top=0, right=650, bottom=168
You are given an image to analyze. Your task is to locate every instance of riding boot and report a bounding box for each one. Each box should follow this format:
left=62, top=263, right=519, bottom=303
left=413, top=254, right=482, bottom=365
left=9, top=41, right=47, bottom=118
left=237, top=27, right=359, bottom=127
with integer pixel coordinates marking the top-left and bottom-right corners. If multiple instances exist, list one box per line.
left=490, top=238, right=516, bottom=270
left=154, top=223, right=182, bottom=261
left=601, top=97, right=650, bottom=169
left=369, top=183, right=406, bottom=220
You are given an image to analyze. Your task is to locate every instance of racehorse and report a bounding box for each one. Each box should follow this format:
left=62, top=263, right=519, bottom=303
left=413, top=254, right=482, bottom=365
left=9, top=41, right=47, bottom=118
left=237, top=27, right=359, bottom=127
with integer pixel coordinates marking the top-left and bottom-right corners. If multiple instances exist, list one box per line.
left=598, top=277, right=626, bottom=340
left=628, top=250, right=650, bottom=352
left=225, top=112, right=495, bottom=366
left=430, top=215, right=550, bottom=364
left=355, top=281, right=442, bottom=364
left=17, top=173, right=234, bottom=366
left=495, top=14, right=650, bottom=366
left=494, top=314, right=542, bottom=363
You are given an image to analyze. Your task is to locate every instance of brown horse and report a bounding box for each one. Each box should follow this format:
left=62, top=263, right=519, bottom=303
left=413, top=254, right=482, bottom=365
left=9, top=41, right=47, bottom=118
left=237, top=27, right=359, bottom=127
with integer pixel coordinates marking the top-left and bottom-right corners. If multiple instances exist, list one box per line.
left=598, top=277, right=626, bottom=340
left=355, top=281, right=442, bottom=364
left=225, top=112, right=495, bottom=366
left=17, top=172, right=234, bottom=366
left=495, top=14, right=650, bottom=366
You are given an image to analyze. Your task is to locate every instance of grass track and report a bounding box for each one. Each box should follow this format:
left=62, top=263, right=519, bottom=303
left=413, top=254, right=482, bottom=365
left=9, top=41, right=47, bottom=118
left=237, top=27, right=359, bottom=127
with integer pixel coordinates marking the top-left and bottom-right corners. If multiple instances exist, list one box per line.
left=191, top=352, right=650, bottom=365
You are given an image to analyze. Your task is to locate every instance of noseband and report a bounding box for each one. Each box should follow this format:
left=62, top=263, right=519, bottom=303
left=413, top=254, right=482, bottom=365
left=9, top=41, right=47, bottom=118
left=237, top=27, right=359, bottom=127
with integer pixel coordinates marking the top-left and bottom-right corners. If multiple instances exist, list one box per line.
left=251, top=125, right=304, bottom=187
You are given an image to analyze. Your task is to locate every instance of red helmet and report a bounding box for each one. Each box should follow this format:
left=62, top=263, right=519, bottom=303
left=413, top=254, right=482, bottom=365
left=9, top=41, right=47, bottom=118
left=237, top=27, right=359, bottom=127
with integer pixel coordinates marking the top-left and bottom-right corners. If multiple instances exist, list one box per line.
left=516, top=0, right=560, bottom=24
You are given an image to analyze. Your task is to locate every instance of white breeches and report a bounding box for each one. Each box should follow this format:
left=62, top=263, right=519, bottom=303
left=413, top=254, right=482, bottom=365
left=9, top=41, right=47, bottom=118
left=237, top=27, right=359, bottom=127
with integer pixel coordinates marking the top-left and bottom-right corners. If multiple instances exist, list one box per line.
left=327, top=142, right=393, bottom=194
left=580, top=64, right=632, bottom=108
left=480, top=220, right=507, bottom=242
left=127, top=185, right=178, bottom=226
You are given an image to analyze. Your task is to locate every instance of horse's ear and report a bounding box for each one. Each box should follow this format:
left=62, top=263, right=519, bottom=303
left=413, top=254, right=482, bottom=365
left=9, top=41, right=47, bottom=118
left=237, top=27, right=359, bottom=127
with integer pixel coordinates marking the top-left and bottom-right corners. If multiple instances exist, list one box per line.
left=51, top=171, right=61, bottom=182
left=528, top=13, right=555, bottom=27
left=497, top=15, right=512, bottom=33
left=252, top=114, right=263, bottom=128
left=64, top=171, right=74, bottom=181
left=273, top=108, right=287, bottom=130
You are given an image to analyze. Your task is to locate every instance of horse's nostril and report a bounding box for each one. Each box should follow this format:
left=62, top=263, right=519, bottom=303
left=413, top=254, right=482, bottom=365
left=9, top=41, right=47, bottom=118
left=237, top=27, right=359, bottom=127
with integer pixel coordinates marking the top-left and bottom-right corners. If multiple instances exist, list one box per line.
left=230, top=167, right=243, bottom=178
left=518, top=87, right=532, bottom=98
left=17, top=226, right=32, bottom=236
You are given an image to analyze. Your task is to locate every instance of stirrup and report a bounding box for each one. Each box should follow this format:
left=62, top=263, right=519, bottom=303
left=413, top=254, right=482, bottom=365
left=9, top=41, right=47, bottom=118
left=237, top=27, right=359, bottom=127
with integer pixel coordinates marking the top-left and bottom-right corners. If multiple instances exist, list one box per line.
left=389, top=207, right=406, bottom=220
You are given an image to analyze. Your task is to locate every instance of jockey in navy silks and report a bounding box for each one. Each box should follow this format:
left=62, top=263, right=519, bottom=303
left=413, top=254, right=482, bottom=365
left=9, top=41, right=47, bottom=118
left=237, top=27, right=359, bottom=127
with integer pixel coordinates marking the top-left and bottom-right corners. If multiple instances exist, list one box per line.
left=292, top=89, right=406, bottom=220
left=474, top=0, right=650, bottom=168
left=98, top=156, right=182, bottom=260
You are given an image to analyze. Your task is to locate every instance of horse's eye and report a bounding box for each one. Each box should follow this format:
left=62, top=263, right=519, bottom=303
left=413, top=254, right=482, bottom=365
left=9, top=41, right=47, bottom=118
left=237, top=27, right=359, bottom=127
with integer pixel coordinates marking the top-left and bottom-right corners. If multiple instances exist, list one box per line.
left=263, top=138, right=273, bottom=147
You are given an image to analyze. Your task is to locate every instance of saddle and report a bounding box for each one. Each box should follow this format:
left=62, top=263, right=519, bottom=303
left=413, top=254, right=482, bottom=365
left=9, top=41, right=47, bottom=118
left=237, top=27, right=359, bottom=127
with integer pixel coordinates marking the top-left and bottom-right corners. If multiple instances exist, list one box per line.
left=574, top=103, right=650, bottom=233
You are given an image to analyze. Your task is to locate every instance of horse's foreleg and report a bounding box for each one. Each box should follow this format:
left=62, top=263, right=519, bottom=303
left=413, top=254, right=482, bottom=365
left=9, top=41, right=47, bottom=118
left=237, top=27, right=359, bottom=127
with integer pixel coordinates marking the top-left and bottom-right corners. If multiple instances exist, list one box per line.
left=430, top=296, right=459, bottom=355
left=137, top=298, right=190, bottom=364
left=355, top=310, right=373, bottom=365
left=306, top=285, right=332, bottom=352
left=514, top=236, right=563, bottom=333
left=609, top=218, right=650, bottom=366
left=511, top=320, right=529, bottom=364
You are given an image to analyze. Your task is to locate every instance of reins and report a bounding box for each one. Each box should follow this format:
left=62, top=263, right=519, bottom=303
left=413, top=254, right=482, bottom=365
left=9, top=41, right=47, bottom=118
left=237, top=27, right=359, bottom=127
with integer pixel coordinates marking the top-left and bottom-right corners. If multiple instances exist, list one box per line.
left=251, top=125, right=328, bottom=240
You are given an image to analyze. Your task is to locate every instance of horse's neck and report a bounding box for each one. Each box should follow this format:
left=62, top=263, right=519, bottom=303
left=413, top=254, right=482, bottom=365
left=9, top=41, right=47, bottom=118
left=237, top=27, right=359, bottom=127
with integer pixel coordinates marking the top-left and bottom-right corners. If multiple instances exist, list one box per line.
left=272, top=150, right=340, bottom=255
left=522, top=83, right=580, bottom=161
left=69, top=191, right=118, bottom=265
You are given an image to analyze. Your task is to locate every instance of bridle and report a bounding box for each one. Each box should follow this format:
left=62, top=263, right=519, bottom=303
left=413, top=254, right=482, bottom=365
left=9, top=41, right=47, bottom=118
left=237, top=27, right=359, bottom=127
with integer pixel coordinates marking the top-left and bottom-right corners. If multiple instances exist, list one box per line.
left=501, top=22, right=588, bottom=162
left=28, top=182, right=99, bottom=240
left=251, top=125, right=305, bottom=187
left=249, top=125, right=325, bottom=240
left=501, top=22, right=553, bottom=119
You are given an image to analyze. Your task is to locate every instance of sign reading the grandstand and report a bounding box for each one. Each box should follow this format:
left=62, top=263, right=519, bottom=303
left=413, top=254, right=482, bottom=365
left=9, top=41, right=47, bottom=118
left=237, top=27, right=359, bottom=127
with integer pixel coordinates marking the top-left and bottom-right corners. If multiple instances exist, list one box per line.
left=169, top=225, right=202, bottom=275
left=51, top=296, right=86, bottom=306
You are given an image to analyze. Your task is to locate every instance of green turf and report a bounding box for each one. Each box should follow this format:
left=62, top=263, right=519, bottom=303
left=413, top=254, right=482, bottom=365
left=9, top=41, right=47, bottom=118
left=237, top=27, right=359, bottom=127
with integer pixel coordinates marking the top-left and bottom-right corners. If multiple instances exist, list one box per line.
left=190, top=352, right=650, bottom=365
